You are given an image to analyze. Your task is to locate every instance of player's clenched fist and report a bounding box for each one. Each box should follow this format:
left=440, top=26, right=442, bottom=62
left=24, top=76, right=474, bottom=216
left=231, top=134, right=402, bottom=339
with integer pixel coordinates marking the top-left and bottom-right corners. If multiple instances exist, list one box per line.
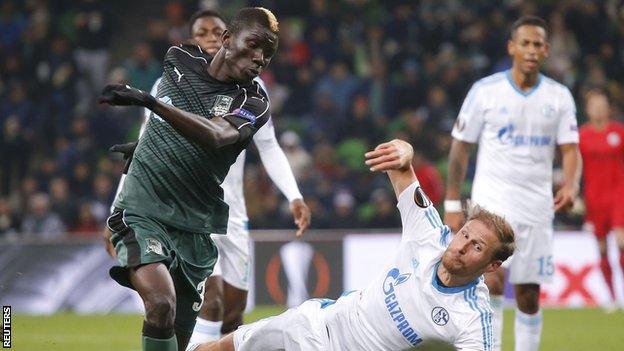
left=98, top=84, right=156, bottom=108
left=365, top=139, right=414, bottom=172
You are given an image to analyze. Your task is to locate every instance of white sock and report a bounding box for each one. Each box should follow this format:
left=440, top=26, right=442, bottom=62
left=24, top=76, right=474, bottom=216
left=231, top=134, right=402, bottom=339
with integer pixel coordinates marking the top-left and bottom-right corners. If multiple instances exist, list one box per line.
left=490, top=295, right=504, bottom=351
left=188, top=317, right=222, bottom=347
left=514, top=309, right=542, bottom=351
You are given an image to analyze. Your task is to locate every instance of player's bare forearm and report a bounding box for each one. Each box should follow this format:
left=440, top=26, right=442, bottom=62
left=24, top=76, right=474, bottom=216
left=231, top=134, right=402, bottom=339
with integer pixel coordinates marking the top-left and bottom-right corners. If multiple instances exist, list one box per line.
left=555, top=143, right=581, bottom=212
left=151, top=101, right=239, bottom=148
left=365, top=139, right=417, bottom=198
left=560, top=143, right=581, bottom=193
left=446, top=139, right=472, bottom=200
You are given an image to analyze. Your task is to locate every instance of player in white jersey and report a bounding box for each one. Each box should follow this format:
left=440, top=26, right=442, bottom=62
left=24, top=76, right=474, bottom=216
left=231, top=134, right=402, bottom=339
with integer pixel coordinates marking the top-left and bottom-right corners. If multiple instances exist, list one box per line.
left=101, top=10, right=311, bottom=349
left=444, top=16, right=581, bottom=351
left=196, top=139, right=516, bottom=351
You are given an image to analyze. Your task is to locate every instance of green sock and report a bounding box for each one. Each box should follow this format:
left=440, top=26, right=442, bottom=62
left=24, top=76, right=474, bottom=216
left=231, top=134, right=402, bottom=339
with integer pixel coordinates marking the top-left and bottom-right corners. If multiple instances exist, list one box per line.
left=143, top=335, right=178, bottom=351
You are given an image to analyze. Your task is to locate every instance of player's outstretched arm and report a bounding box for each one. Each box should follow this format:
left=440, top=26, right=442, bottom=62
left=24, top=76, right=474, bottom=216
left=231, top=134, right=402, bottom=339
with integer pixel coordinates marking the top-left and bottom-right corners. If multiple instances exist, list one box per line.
left=99, top=84, right=240, bottom=149
left=444, top=138, right=472, bottom=232
left=554, top=143, right=581, bottom=212
left=365, top=139, right=417, bottom=198
left=254, top=123, right=310, bottom=237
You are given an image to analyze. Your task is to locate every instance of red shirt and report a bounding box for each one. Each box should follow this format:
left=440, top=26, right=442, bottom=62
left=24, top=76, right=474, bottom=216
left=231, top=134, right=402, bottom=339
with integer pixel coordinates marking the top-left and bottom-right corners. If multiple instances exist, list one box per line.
left=579, top=121, right=624, bottom=210
left=414, top=161, right=444, bottom=206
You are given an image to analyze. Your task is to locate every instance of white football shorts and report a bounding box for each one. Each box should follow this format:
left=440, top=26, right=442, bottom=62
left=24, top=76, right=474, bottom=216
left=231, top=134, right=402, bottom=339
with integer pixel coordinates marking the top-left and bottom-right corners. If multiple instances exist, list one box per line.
left=504, top=221, right=554, bottom=285
left=210, top=221, right=251, bottom=290
left=233, top=299, right=329, bottom=351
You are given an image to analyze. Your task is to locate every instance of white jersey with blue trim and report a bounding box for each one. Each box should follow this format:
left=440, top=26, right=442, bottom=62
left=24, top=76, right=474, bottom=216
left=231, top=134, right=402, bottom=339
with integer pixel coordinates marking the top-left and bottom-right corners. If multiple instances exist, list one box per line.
left=452, top=70, right=578, bottom=225
left=323, top=182, right=493, bottom=351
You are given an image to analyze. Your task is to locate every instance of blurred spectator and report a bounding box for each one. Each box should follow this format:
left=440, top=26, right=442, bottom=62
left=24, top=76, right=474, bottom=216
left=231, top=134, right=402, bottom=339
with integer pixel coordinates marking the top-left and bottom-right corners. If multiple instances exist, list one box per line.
left=365, top=188, right=400, bottom=228
left=315, top=61, right=359, bottom=117
left=332, top=189, right=358, bottom=229
left=1, top=116, right=30, bottom=195
left=0, top=197, right=20, bottom=239
left=21, top=193, right=66, bottom=238
left=49, top=177, right=77, bottom=227
left=73, top=0, right=112, bottom=111
left=165, top=2, right=188, bottom=45
left=280, top=131, right=312, bottom=179
left=71, top=201, right=99, bottom=235
left=124, top=42, right=161, bottom=92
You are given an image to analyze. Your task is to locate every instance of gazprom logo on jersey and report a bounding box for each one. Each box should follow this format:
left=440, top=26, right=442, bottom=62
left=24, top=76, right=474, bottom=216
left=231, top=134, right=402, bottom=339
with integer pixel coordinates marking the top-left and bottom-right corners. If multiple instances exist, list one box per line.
left=232, top=108, right=257, bottom=125
left=383, top=268, right=423, bottom=346
left=497, top=123, right=552, bottom=147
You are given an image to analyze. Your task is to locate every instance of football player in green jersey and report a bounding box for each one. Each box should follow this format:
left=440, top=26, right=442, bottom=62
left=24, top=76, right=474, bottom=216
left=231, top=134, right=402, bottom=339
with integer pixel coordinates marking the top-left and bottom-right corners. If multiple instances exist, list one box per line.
left=99, top=7, right=279, bottom=351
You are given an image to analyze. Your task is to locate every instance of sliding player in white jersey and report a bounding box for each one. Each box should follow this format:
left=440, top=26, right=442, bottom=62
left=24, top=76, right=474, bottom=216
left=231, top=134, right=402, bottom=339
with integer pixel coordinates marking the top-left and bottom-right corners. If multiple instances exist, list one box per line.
left=102, top=10, right=311, bottom=348
left=444, top=15, right=581, bottom=351
left=197, top=139, right=516, bottom=351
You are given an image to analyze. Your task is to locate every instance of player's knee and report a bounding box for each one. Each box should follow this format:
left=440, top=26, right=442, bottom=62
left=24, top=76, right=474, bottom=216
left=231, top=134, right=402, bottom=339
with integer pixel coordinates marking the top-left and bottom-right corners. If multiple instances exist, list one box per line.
left=144, top=293, right=176, bottom=327
left=515, top=286, right=540, bottom=314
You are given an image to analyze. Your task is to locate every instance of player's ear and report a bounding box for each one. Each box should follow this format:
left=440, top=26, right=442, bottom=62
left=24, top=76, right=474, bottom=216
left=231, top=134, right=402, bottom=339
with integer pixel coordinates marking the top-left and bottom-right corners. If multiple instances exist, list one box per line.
left=221, top=30, right=231, bottom=48
left=543, top=41, right=550, bottom=58
left=485, top=260, right=502, bottom=274
left=507, top=38, right=515, bottom=57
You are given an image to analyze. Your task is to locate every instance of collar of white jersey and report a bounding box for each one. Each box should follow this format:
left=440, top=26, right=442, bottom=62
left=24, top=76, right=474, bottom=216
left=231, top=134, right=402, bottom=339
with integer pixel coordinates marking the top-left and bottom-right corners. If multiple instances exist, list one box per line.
left=431, top=260, right=479, bottom=294
left=505, top=69, right=543, bottom=97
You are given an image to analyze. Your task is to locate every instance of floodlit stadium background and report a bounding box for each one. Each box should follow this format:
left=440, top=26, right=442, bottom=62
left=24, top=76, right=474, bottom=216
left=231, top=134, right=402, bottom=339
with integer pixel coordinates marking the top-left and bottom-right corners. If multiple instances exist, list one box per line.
left=1, top=1, right=624, bottom=350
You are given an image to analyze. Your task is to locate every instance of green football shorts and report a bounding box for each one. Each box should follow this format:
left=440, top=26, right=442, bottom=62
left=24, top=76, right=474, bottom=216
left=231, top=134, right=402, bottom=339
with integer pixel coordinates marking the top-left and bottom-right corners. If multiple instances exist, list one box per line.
left=107, top=208, right=218, bottom=335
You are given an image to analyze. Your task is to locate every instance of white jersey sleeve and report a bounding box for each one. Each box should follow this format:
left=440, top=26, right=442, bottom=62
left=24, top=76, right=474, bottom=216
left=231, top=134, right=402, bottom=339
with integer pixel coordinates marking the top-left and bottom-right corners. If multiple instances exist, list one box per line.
left=452, top=83, right=486, bottom=143
left=254, top=118, right=303, bottom=202
left=556, top=87, right=579, bottom=145
left=397, top=181, right=450, bottom=244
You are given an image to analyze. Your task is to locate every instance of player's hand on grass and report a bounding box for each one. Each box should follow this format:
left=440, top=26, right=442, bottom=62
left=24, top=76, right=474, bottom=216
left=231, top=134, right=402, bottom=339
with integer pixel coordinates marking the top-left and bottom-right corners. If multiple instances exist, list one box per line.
left=554, top=184, right=577, bottom=213
left=365, top=139, right=414, bottom=172
left=102, top=227, right=116, bottom=258
left=99, top=84, right=156, bottom=108
left=290, top=198, right=311, bottom=238
left=443, top=211, right=465, bottom=233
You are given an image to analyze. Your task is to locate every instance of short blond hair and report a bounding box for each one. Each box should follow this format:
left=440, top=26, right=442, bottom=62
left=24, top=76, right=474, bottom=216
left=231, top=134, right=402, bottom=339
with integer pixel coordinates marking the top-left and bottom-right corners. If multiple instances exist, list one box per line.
left=468, top=205, right=515, bottom=262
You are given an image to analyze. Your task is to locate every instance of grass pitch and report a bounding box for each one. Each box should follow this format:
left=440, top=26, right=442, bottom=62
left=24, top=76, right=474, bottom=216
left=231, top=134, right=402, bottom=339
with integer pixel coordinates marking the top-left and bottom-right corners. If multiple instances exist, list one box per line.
left=12, top=307, right=624, bottom=350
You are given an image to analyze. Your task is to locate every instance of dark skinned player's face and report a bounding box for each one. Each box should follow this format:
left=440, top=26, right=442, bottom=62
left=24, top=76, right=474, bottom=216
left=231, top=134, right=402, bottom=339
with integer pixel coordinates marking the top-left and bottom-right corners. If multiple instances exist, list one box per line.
left=507, top=25, right=549, bottom=75
left=191, top=16, right=226, bottom=56
left=222, top=24, right=278, bottom=82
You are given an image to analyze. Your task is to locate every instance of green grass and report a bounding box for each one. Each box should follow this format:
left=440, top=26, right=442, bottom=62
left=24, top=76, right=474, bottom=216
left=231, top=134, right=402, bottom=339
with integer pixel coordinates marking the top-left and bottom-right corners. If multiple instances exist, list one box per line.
left=12, top=307, right=624, bottom=350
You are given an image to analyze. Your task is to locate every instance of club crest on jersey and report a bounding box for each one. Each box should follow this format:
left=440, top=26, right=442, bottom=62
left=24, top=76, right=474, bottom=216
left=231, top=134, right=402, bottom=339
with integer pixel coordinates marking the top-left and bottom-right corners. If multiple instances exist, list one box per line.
left=145, top=238, right=164, bottom=256
left=211, top=95, right=234, bottom=116
left=607, top=132, right=621, bottom=147
left=431, top=306, right=450, bottom=326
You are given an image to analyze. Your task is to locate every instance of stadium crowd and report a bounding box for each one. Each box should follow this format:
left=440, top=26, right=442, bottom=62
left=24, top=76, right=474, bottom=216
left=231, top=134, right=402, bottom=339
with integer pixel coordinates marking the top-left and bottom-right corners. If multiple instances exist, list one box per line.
left=1, top=0, right=623, bottom=238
